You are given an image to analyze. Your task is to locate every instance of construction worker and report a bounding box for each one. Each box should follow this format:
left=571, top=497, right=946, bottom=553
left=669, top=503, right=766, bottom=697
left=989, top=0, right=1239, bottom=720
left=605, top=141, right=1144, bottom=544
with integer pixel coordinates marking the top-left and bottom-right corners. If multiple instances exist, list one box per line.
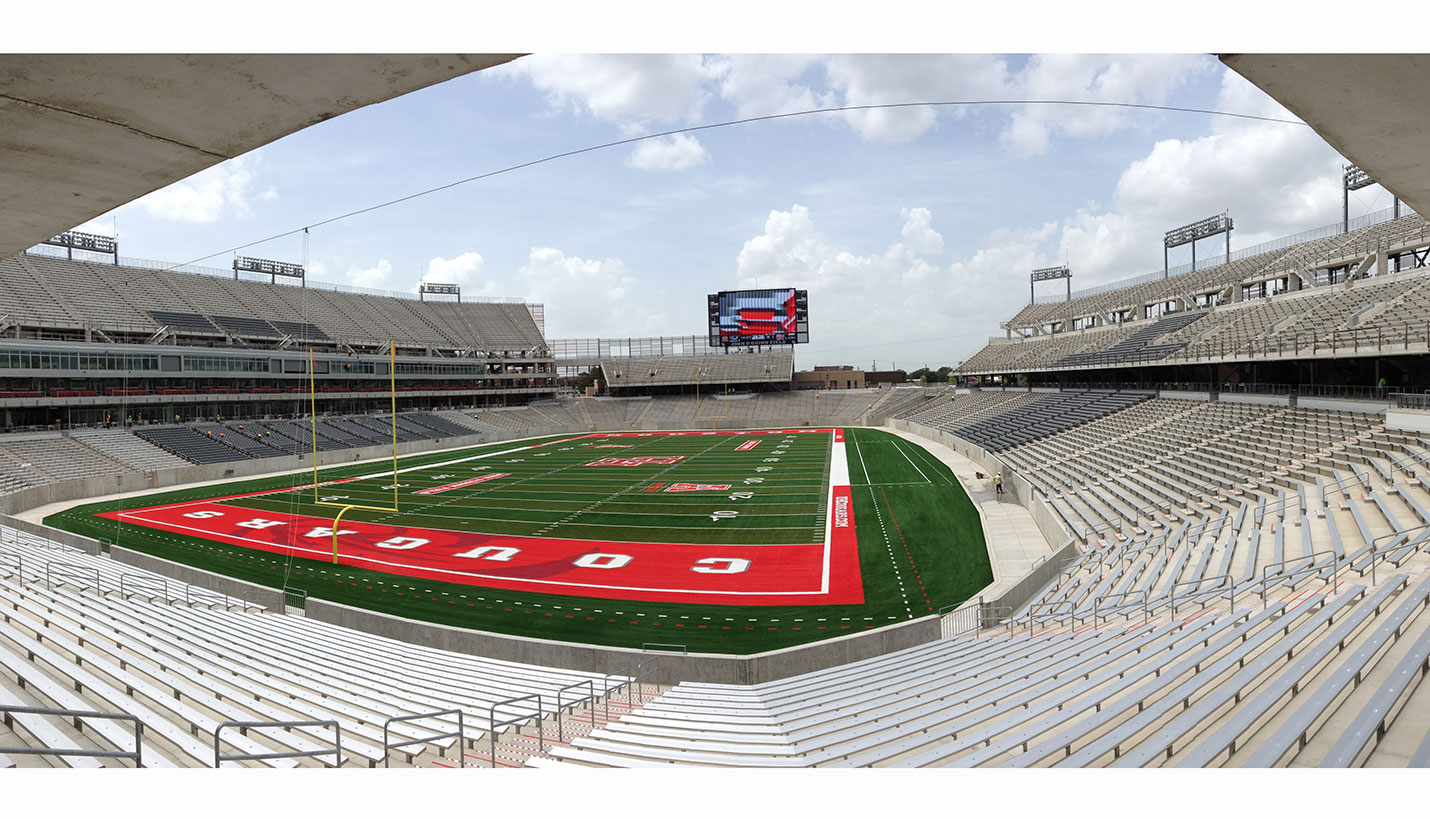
left=994, top=472, right=1004, bottom=496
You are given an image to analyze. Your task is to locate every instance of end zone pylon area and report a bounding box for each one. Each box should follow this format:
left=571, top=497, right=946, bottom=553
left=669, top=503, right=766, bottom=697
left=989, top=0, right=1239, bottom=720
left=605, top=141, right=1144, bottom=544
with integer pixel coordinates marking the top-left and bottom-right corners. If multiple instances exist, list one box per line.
left=309, top=342, right=400, bottom=562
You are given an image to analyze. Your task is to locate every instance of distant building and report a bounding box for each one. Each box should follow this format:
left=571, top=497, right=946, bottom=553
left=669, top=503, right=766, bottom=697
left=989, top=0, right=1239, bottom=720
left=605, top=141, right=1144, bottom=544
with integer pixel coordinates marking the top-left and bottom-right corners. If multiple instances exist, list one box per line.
left=793, top=365, right=864, bottom=390
left=865, top=370, right=906, bottom=388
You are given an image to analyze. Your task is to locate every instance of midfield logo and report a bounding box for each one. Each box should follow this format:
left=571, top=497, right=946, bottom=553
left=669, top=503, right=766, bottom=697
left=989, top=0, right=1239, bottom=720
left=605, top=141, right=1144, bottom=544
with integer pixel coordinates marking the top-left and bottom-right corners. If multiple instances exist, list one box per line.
left=664, top=483, right=732, bottom=492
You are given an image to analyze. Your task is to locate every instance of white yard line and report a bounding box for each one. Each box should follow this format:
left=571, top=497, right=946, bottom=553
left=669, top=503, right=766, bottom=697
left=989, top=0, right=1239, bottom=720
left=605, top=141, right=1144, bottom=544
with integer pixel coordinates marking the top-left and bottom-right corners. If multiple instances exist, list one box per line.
left=892, top=440, right=932, bottom=484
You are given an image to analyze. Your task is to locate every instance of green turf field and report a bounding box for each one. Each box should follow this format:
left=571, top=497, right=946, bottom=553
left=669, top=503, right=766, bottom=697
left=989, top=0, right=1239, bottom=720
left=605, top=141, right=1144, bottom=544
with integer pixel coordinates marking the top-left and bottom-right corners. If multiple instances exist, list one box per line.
left=47, top=427, right=992, bottom=654
left=226, top=429, right=831, bottom=546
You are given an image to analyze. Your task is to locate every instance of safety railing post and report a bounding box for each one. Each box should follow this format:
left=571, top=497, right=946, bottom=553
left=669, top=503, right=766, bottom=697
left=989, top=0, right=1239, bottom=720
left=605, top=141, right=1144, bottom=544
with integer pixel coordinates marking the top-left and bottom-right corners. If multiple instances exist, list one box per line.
left=488, top=693, right=543, bottom=769
left=554, top=679, right=596, bottom=743
left=0, top=704, right=144, bottom=767
left=382, top=708, right=465, bottom=768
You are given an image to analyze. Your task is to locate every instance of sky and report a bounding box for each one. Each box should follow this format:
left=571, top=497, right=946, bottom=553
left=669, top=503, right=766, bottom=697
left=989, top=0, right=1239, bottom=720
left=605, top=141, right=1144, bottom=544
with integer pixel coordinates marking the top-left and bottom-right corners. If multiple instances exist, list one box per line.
left=13, top=7, right=1402, bottom=376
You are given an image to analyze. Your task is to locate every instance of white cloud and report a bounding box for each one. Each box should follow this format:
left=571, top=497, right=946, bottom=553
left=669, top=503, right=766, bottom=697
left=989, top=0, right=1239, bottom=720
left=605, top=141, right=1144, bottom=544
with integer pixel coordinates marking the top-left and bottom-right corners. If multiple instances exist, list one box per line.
left=999, top=54, right=1213, bottom=156
left=1053, top=67, right=1343, bottom=286
left=503, top=54, right=714, bottom=130
left=67, top=218, right=117, bottom=237
left=735, top=204, right=961, bottom=363
left=711, top=54, right=820, bottom=119
left=625, top=133, right=710, bottom=172
left=340, top=259, right=394, bottom=290
left=133, top=156, right=269, bottom=223
left=516, top=247, right=663, bottom=338
left=421, top=251, right=497, bottom=296
left=900, top=207, right=944, bottom=256
left=820, top=54, right=1012, bottom=143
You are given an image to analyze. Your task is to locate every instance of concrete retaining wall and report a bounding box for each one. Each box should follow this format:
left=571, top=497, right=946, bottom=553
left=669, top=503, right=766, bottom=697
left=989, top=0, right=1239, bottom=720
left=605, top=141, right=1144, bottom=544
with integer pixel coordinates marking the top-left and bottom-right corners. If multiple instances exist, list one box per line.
left=307, top=597, right=940, bottom=686
left=1387, top=408, right=1430, bottom=433
left=0, top=511, right=101, bottom=554
left=1298, top=397, right=1389, bottom=414
left=1160, top=390, right=1211, bottom=402
left=1219, top=392, right=1290, bottom=407
left=985, top=539, right=1080, bottom=614
left=110, top=545, right=286, bottom=610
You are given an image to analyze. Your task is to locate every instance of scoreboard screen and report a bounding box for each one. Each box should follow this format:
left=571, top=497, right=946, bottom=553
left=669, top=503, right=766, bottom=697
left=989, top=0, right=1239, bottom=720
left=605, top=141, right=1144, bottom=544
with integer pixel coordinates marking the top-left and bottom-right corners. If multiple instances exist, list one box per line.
left=707, top=288, right=809, bottom=347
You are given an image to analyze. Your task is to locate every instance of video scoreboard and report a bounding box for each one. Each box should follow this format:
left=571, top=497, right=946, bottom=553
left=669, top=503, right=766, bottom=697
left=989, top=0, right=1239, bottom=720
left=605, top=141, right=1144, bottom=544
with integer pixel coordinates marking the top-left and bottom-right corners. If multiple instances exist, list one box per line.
left=707, top=288, right=809, bottom=347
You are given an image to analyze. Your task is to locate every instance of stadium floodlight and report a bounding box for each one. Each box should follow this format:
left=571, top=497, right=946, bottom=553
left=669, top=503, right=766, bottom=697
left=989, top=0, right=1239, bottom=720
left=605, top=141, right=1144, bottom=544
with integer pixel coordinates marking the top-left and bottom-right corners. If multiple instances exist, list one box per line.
left=419, top=282, right=461, bottom=302
left=1163, top=212, right=1233, bottom=277
left=1343, top=164, right=1399, bottom=232
left=1030, top=265, right=1071, bottom=303
left=42, top=230, right=118, bottom=263
left=235, top=255, right=305, bottom=285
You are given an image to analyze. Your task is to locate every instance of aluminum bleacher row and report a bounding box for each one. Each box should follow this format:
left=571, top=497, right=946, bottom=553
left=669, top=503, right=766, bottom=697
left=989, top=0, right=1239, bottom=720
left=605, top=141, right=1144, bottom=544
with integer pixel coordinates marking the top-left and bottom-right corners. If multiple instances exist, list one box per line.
left=1, top=253, right=546, bottom=353
left=464, top=388, right=946, bottom=435
left=959, top=212, right=1430, bottom=375
left=0, top=524, right=626, bottom=768
left=532, top=572, right=1430, bottom=768
left=0, top=412, right=491, bottom=491
left=125, top=412, right=487, bottom=467
left=902, top=389, right=1151, bottom=452
left=601, top=351, right=794, bottom=388
left=1003, top=212, right=1429, bottom=334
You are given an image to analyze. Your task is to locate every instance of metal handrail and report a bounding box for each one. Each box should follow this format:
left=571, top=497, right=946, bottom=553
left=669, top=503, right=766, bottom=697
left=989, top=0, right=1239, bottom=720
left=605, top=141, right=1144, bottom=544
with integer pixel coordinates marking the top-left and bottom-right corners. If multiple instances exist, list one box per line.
left=1352, top=520, right=1430, bottom=586
left=213, top=718, right=340, bottom=768
left=45, top=562, right=100, bottom=592
left=382, top=709, right=465, bottom=768
left=1089, top=589, right=1150, bottom=626
left=282, top=586, right=307, bottom=611
left=1024, top=599, right=1075, bottom=632
left=631, top=657, right=661, bottom=706
left=184, top=584, right=229, bottom=608
left=640, top=642, right=687, bottom=653
left=1258, top=549, right=1342, bottom=608
left=600, top=666, right=631, bottom=723
left=1166, top=574, right=1235, bottom=616
left=1, top=703, right=144, bottom=767
left=0, top=552, right=21, bottom=580
left=554, top=680, right=596, bottom=743
left=488, top=693, right=543, bottom=769
left=117, top=573, right=168, bottom=602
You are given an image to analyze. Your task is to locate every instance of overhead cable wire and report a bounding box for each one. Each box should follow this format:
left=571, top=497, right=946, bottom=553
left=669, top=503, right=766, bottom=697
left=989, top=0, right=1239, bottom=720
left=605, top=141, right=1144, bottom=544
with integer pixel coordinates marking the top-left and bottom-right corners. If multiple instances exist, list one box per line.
left=163, top=99, right=1309, bottom=270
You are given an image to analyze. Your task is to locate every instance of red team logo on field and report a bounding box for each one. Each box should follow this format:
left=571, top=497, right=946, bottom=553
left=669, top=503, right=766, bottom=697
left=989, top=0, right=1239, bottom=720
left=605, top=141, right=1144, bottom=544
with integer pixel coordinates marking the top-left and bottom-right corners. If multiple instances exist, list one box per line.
left=585, top=456, right=686, bottom=467
left=736, top=440, right=761, bottom=451
left=664, top=483, right=731, bottom=492
left=413, top=473, right=509, bottom=495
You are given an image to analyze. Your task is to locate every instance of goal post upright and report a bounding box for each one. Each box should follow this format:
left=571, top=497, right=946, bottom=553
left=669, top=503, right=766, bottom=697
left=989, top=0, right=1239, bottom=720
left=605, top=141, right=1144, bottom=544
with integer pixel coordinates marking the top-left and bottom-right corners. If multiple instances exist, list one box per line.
left=308, top=341, right=401, bottom=563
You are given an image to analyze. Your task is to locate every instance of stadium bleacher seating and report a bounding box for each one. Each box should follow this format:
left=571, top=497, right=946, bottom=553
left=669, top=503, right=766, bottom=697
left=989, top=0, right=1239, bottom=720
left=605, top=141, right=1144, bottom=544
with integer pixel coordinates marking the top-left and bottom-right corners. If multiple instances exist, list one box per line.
left=2, top=253, right=548, bottom=354
left=959, top=213, right=1430, bottom=375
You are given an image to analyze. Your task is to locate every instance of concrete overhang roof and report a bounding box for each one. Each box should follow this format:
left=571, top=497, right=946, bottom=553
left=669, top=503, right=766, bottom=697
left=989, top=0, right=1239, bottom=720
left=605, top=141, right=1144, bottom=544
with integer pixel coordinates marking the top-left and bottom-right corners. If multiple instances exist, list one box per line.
left=1221, top=54, right=1430, bottom=219
left=0, top=54, right=520, bottom=259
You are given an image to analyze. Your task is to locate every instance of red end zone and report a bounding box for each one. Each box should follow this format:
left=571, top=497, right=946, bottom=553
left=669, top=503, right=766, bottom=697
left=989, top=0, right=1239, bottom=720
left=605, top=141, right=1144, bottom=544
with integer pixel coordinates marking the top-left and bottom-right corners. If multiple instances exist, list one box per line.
left=101, top=488, right=863, bottom=606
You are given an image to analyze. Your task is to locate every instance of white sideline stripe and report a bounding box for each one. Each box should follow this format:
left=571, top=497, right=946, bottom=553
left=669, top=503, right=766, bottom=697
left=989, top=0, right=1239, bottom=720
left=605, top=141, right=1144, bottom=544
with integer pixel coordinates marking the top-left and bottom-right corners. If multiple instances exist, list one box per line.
left=824, top=429, right=852, bottom=595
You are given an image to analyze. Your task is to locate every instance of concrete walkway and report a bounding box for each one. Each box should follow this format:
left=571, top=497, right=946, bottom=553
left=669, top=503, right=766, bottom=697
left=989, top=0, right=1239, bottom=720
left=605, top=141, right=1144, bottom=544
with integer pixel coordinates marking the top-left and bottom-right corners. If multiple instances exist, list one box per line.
left=885, top=427, right=1058, bottom=601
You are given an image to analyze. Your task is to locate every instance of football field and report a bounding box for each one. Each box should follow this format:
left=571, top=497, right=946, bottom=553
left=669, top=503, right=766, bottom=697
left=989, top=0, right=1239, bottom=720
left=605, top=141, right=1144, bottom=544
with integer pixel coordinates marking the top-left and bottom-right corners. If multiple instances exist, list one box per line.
left=50, top=427, right=992, bottom=654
